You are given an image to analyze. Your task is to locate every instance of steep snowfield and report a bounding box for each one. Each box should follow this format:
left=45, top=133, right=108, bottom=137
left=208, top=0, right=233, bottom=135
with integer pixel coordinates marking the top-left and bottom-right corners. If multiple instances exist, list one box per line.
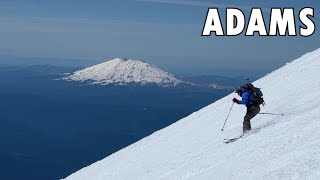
left=64, top=49, right=320, bottom=180
left=64, top=58, right=182, bottom=86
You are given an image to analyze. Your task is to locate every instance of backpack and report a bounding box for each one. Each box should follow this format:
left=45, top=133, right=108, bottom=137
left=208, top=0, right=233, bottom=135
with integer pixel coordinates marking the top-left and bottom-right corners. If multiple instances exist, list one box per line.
left=241, top=83, right=265, bottom=106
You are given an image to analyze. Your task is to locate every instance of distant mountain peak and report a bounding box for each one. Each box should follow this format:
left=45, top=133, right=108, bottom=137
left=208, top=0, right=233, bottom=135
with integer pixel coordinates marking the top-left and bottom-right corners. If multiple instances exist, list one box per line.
left=63, top=58, right=183, bottom=87
left=119, top=58, right=129, bottom=61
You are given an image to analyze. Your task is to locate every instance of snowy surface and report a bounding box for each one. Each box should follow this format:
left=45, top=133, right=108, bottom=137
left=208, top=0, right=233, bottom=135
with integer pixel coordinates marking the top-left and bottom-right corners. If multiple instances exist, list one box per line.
left=64, top=58, right=182, bottom=86
left=64, top=49, right=320, bottom=180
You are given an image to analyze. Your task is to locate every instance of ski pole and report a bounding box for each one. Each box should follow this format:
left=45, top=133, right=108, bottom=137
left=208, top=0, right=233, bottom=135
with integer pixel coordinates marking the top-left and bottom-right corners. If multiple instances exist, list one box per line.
left=221, top=102, right=234, bottom=131
left=259, top=112, right=284, bottom=116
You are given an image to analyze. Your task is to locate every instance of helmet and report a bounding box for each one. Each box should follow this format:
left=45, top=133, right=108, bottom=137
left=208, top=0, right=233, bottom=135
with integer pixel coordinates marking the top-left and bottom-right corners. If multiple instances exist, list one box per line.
left=235, top=86, right=242, bottom=93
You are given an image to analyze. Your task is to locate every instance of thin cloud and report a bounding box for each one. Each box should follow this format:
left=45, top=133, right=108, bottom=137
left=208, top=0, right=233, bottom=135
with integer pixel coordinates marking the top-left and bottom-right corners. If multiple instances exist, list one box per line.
left=137, top=0, right=251, bottom=9
left=0, top=15, right=196, bottom=34
left=0, top=5, right=14, bottom=9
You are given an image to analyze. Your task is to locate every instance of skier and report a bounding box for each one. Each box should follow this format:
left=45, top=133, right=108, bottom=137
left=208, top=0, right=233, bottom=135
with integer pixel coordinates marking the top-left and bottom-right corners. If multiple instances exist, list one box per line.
left=232, top=85, right=261, bottom=133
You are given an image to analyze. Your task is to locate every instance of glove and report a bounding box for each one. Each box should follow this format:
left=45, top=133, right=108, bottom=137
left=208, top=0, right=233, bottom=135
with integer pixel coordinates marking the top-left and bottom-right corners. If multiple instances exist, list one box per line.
left=232, top=98, right=239, bottom=104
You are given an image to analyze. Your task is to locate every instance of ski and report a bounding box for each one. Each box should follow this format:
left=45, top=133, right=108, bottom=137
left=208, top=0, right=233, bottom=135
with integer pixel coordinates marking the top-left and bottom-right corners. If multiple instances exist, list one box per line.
left=223, top=131, right=253, bottom=144
left=223, top=135, right=243, bottom=143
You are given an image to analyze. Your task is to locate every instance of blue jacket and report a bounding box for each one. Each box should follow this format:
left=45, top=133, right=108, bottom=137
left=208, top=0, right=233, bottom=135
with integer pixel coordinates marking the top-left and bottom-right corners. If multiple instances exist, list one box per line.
left=238, top=90, right=253, bottom=107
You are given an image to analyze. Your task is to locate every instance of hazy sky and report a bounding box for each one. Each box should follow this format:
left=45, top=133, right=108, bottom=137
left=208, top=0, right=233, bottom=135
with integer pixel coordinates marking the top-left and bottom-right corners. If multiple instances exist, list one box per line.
left=0, top=0, right=319, bottom=74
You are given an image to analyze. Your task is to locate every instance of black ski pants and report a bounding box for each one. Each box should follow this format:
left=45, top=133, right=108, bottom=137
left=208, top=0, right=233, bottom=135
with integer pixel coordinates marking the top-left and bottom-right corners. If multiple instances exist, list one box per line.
left=243, top=105, right=260, bottom=132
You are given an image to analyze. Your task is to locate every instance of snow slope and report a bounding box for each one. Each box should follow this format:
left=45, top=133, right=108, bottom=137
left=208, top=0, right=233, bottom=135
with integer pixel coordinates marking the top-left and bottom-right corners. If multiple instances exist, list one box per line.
left=63, top=58, right=182, bottom=86
left=64, top=49, right=320, bottom=180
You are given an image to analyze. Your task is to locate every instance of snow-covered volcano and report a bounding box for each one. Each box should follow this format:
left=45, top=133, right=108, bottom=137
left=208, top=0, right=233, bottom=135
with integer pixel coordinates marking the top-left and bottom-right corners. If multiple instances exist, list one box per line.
left=64, top=49, right=320, bottom=180
left=64, top=58, right=183, bottom=87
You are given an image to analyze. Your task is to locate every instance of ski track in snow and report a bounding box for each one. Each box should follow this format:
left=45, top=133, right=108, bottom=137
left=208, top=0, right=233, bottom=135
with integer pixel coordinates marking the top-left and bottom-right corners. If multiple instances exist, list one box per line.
left=64, top=49, right=320, bottom=180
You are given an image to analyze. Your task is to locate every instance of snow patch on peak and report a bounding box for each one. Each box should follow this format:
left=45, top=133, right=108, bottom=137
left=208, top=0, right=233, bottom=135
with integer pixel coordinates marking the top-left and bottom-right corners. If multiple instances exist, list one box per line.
left=63, top=58, right=183, bottom=87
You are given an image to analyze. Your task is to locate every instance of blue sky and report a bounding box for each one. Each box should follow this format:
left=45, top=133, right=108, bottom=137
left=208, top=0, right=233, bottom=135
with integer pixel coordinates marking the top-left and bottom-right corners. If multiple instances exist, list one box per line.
left=0, top=0, right=319, bottom=74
